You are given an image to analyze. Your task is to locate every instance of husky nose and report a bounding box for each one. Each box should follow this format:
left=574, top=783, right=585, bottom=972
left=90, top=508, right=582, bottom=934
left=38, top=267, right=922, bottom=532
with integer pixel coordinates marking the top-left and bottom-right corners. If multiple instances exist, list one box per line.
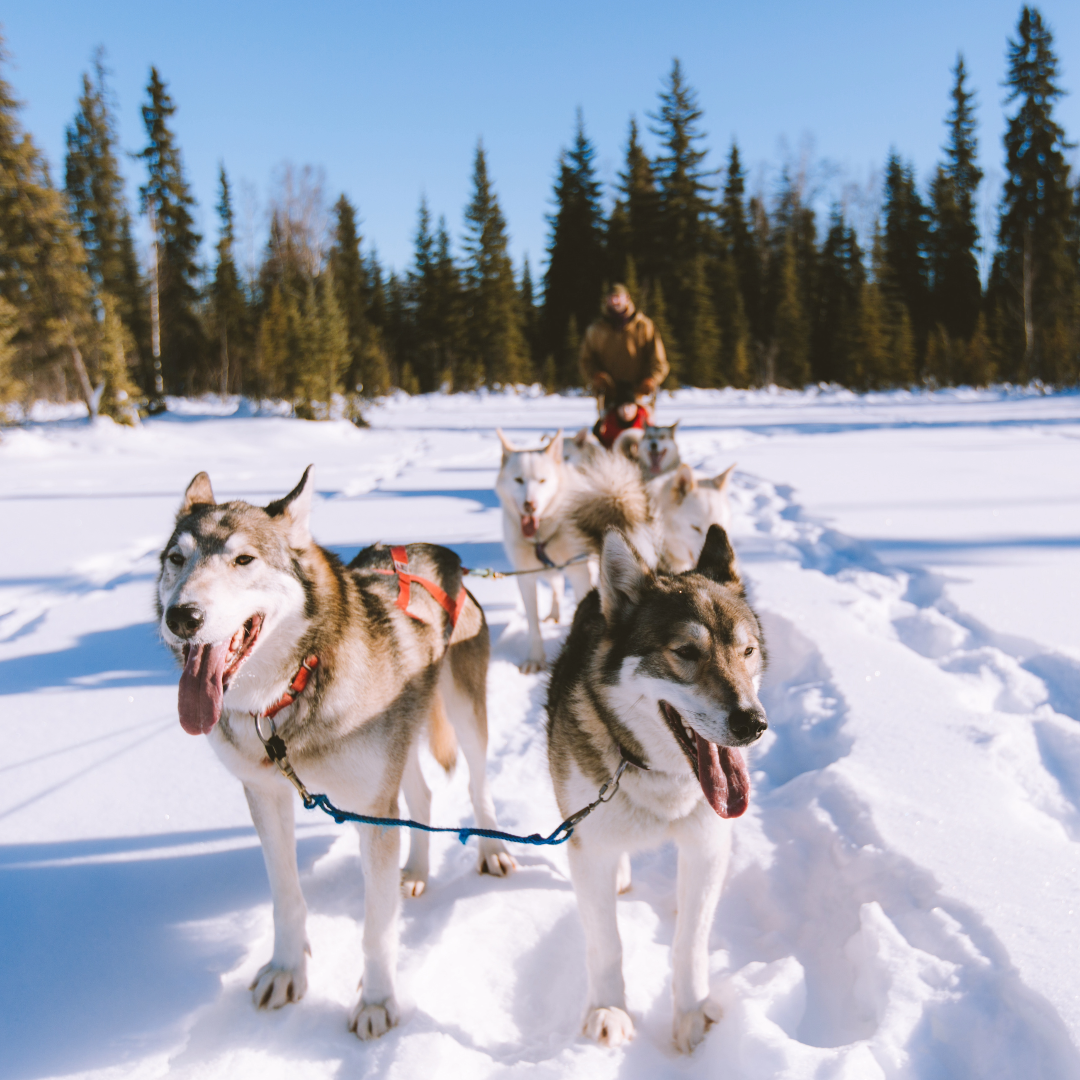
left=166, top=603, right=204, bottom=639
left=523, top=500, right=537, bottom=514
left=731, top=708, right=768, bottom=743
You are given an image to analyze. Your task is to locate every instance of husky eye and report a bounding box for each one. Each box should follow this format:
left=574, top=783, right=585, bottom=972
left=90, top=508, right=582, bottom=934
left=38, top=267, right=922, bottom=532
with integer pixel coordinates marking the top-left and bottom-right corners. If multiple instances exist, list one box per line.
left=539, top=478, right=547, bottom=483
left=674, top=644, right=701, bottom=662
left=234, top=554, right=255, bottom=567
left=691, top=525, right=703, bottom=534
left=744, top=646, right=755, bottom=657
left=168, top=552, right=184, bottom=567
left=515, top=477, right=524, bottom=484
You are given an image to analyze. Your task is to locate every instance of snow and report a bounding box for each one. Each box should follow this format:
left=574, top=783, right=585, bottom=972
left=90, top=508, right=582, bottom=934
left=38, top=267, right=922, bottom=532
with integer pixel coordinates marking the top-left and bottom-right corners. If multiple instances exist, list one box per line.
left=2, top=385, right=1080, bottom=1079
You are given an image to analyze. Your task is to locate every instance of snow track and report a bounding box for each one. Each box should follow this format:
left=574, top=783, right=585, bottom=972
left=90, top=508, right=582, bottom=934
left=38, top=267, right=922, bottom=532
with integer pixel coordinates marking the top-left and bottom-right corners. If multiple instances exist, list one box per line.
left=1, top=388, right=1078, bottom=1078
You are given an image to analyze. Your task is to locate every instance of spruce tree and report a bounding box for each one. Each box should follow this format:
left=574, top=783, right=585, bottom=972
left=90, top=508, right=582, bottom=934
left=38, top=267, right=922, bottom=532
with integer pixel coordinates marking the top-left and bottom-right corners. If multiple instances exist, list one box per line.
left=462, top=142, right=528, bottom=386
left=608, top=117, right=663, bottom=290
left=990, top=6, right=1078, bottom=382
left=520, top=257, right=539, bottom=375
left=650, top=60, right=714, bottom=334
left=138, top=67, right=203, bottom=393
left=211, top=166, right=247, bottom=395
left=813, top=207, right=865, bottom=384
left=0, top=296, right=20, bottom=403
left=928, top=55, right=983, bottom=345
left=64, top=49, right=148, bottom=386
left=543, top=111, right=606, bottom=384
left=0, top=43, right=99, bottom=412
left=720, top=143, right=763, bottom=347
left=682, top=253, right=721, bottom=387
left=410, top=199, right=465, bottom=391
left=880, top=152, right=930, bottom=370
left=712, top=246, right=752, bottom=387
left=772, top=231, right=811, bottom=387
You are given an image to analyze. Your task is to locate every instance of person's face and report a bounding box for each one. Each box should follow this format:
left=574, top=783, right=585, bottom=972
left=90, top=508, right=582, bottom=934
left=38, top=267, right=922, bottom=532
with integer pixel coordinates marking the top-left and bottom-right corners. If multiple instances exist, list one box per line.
left=607, top=292, right=630, bottom=316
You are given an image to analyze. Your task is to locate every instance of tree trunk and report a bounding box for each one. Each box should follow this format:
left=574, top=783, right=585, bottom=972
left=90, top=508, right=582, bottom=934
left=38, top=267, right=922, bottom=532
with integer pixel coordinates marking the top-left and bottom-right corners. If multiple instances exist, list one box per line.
left=65, top=326, right=98, bottom=420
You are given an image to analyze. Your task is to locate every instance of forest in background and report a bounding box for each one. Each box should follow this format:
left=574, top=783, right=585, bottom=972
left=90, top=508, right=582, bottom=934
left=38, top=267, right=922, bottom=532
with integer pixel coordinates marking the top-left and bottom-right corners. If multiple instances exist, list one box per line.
left=1, top=5, right=1078, bottom=422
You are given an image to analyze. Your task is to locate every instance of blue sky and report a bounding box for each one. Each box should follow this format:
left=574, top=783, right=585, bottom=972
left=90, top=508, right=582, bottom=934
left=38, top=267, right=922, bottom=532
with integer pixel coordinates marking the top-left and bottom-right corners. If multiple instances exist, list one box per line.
left=5, top=1, right=1079, bottom=279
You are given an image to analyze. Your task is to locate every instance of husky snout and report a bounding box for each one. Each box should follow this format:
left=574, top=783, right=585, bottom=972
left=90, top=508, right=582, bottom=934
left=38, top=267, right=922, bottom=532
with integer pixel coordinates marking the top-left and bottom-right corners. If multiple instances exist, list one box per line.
left=165, top=603, right=204, bottom=640
left=728, top=705, right=767, bottom=744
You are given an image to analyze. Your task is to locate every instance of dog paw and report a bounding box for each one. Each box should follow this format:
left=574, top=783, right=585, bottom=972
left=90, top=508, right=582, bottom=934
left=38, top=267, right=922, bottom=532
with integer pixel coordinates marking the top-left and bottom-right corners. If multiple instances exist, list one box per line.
left=520, top=656, right=546, bottom=674
left=250, top=961, right=307, bottom=1010
left=616, top=851, right=632, bottom=894
left=478, top=840, right=517, bottom=877
left=400, top=871, right=427, bottom=898
left=584, top=1006, right=635, bottom=1047
left=348, top=996, right=400, bottom=1040
left=673, top=1000, right=721, bottom=1054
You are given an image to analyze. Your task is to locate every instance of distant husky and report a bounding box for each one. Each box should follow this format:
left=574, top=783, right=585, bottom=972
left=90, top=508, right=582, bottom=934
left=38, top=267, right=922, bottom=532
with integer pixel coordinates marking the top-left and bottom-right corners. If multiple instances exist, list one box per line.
left=650, top=463, right=737, bottom=573
left=156, top=467, right=514, bottom=1040
left=495, top=429, right=653, bottom=672
left=546, top=525, right=768, bottom=1053
left=615, top=421, right=682, bottom=479
left=562, top=426, right=604, bottom=467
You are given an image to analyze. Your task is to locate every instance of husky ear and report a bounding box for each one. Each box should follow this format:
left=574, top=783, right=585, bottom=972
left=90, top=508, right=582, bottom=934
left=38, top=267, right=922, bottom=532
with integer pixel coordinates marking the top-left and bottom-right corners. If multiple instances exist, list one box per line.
left=672, top=463, right=696, bottom=503
left=670, top=419, right=680, bottom=434
left=266, top=465, right=314, bottom=548
left=545, top=429, right=564, bottom=459
left=497, top=428, right=516, bottom=460
left=572, top=427, right=590, bottom=449
left=701, top=463, right=736, bottom=493
left=598, top=530, right=651, bottom=626
left=695, top=524, right=742, bottom=591
left=179, top=472, right=215, bottom=516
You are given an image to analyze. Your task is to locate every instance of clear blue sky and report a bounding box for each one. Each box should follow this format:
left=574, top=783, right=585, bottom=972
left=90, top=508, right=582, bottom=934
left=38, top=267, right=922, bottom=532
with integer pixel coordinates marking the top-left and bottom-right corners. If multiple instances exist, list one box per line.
left=5, top=1, right=1079, bottom=279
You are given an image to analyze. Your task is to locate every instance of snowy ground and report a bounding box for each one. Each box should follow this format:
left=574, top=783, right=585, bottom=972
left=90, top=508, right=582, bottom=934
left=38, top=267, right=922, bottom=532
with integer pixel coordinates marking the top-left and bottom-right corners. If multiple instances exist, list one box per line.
left=2, top=386, right=1079, bottom=1079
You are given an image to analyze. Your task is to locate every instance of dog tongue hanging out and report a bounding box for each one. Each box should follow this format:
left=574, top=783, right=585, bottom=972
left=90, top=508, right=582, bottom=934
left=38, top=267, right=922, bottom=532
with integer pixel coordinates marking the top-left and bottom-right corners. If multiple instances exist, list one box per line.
left=545, top=523, right=767, bottom=1054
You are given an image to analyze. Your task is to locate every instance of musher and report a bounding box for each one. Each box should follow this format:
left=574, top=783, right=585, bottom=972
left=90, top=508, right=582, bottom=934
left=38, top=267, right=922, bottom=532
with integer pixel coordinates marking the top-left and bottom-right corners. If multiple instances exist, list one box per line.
left=579, top=284, right=668, bottom=448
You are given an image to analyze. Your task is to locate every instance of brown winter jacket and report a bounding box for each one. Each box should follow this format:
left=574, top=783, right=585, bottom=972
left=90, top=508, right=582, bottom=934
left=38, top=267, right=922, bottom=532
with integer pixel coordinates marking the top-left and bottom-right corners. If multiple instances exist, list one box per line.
left=579, top=306, right=669, bottom=391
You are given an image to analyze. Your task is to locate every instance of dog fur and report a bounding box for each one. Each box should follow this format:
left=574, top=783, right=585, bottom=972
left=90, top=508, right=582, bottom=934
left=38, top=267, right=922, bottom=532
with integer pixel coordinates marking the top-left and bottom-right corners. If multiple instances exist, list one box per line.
left=546, top=525, right=768, bottom=1053
left=156, top=467, right=514, bottom=1039
left=495, top=429, right=654, bottom=672
left=650, top=463, right=737, bottom=573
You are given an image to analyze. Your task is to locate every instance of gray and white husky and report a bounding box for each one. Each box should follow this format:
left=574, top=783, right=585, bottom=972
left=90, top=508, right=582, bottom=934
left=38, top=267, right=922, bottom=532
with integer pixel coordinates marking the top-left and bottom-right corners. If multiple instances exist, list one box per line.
left=546, top=525, right=768, bottom=1053
left=615, top=421, right=682, bottom=479
left=156, top=467, right=514, bottom=1039
left=495, top=429, right=653, bottom=672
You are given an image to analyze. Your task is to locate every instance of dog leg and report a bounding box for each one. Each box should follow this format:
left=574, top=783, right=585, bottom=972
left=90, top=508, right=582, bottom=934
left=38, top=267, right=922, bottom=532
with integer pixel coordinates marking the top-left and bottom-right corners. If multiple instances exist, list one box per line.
left=349, top=821, right=402, bottom=1040
left=517, top=574, right=546, bottom=673
left=670, top=814, right=730, bottom=1053
left=441, top=663, right=516, bottom=877
left=399, top=743, right=431, bottom=897
left=568, top=839, right=635, bottom=1047
left=544, top=574, right=564, bottom=623
left=244, top=780, right=309, bottom=1010
left=616, top=851, right=632, bottom=894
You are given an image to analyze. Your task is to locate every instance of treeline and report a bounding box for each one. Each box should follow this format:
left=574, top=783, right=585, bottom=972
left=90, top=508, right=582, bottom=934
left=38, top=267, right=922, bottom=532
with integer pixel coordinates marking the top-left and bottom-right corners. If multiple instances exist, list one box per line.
left=1, top=7, right=1078, bottom=422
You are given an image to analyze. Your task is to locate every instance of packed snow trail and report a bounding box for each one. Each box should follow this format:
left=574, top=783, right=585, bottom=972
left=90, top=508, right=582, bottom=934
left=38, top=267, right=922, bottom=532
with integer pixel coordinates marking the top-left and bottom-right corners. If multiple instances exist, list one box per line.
left=1, top=387, right=1078, bottom=1079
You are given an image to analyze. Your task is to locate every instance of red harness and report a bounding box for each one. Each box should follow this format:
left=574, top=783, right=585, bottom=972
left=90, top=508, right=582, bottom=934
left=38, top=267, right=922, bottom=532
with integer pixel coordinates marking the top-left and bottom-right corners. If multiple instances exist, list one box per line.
left=374, top=546, right=467, bottom=632
left=258, top=654, right=319, bottom=722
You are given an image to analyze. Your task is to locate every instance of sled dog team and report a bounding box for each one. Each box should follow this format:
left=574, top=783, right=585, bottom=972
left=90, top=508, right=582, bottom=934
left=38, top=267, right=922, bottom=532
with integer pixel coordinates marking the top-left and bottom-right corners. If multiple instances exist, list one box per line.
left=156, top=419, right=768, bottom=1054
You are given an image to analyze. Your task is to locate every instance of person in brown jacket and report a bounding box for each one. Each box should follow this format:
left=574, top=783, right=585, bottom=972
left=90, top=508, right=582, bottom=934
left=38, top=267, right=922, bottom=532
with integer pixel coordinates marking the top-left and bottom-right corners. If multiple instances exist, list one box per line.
left=580, top=285, right=669, bottom=447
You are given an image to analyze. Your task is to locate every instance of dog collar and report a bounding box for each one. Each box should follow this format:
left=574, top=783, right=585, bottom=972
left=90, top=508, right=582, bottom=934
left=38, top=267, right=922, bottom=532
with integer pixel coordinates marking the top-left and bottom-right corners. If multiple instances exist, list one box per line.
left=255, top=654, right=319, bottom=723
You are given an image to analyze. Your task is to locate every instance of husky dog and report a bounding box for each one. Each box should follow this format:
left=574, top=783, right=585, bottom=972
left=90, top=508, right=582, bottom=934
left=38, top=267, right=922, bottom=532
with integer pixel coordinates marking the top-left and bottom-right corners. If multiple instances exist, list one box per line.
left=650, top=463, right=737, bottom=573
left=546, top=525, right=767, bottom=1053
left=156, top=467, right=514, bottom=1039
left=562, top=426, right=605, bottom=467
left=495, top=429, right=653, bottom=672
left=615, top=421, right=682, bottom=479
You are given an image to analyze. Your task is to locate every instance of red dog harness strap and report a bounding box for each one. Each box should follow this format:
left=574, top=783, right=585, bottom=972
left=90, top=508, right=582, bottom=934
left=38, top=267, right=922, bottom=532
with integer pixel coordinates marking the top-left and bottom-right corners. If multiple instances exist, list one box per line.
left=258, top=654, right=319, bottom=722
left=375, top=545, right=468, bottom=631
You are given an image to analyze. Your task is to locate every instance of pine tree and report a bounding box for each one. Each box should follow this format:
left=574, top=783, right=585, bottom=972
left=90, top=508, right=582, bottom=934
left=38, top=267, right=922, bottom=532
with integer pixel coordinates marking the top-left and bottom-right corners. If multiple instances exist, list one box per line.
left=543, top=111, right=606, bottom=383
left=462, top=142, right=528, bottom=386
left=94, top=292, right=140, bottom=423
left=928, top=55, right=983, bottom=345
left=608, top=117, right=663, bottom=288
left=712, top=246, right=751, bottom=386
left=650, top=60, right=714, bottom=335
left=64, top=49, right=148, bottom=387
left=813, top=207, right=865, bottom=384
left=647, top=279, right=680, bottom=388
left=773, top=231, right=811, bottom=387
left=211, top=166, right=247, bottom=395
left=682, top=253, right=721, bottom=387
left=990, top=6, right=1078, bottom=383
left=520, top=257, right=539, bottom=375
left=0, top=42, right=99, bottom=413
left=139, top=67, right=203, bottom=393
left=328, top=195, right=390, bottom=398
left=410, top=199, right=465, bottom=391
left=720, top=143, right=763, bottom=347
left=880, top=152, right=930, bottom=371
left=853, top=282, right=889, bottom=390
left=0, top=296, right=23, bottom=403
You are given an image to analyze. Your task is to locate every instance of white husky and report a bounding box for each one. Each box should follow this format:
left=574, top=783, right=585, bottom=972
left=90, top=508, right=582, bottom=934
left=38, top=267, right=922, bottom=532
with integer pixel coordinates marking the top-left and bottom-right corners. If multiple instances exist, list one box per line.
left=650, top=463, right=737, bottom=573
left=495, top=429, right=653, bottom=672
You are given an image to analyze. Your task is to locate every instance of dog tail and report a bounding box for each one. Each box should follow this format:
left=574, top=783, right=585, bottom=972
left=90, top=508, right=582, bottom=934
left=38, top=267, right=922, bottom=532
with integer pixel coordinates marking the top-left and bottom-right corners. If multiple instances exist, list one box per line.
left=428, top=691, right=458, bottom=773
left=568, top=453, right=657, bottom=565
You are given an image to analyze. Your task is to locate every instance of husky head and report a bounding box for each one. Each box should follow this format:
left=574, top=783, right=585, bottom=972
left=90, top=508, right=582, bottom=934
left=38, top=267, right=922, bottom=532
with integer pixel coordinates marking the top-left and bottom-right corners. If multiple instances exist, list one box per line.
left=641, top=422, right=681, bottom=477
left=653, top=463, right=736, bottom=573
left=495, top=429, right=564, bottom=539
left=596, top=525, right=766, bottom=818
left=156, top=467, right=316, bottom=735
left=563, top=426, right=604, bottom=467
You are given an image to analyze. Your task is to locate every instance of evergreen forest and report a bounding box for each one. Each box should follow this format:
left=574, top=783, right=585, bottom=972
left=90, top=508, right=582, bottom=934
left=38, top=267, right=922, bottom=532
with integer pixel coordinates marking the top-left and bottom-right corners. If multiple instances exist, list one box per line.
left=2, top=7, right=1079, bottom=422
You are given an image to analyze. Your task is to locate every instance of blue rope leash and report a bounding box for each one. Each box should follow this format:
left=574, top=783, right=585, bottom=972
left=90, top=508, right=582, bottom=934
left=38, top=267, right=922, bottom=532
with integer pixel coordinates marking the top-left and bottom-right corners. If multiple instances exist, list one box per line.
left=255, top=712, right=629, bottom=848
